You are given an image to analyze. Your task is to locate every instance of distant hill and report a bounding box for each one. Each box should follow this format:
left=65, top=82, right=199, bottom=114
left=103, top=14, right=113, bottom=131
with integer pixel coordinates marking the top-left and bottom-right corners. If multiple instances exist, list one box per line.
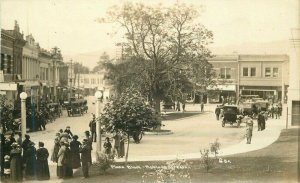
left=210, top=40, right=291, bottom=55
left=63, top=47, right=116, bottom=70
left=62, top=40, right=291, bottom=70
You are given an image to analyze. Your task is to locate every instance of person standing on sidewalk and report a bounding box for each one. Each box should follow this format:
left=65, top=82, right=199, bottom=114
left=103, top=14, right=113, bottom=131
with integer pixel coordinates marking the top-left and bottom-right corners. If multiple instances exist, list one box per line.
left=113, top=132, right=121, bottom=158
left=80, top=139, right=91, bottom=179
left=257, top=112, right=265, bottom=131
left=200, top=102, right=204, bottom=112
left=215, top=106, right=221, bottom=120
left=89, top=114, right=97, bottom=142
left=245, top=115, right=253, bottom=144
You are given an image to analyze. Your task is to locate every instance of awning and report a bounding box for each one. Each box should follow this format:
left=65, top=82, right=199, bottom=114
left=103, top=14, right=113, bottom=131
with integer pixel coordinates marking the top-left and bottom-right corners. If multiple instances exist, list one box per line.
left=207, top=84, right=236, bottom=91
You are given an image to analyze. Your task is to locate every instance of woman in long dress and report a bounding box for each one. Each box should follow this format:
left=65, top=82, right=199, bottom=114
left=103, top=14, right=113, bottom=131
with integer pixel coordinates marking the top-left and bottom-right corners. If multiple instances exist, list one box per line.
left=70, top=135, right=81, bottom=169
left=36, top=142, right=50, bottom=180
left=63, top=143, right=73, bottom=178
left=57, top=141, right=66, bottom=178
left=51, top=133, right=60, bottom=163
left=24, top=141, right=37, bottom=179
left=10, top=142, right=23, bottom=182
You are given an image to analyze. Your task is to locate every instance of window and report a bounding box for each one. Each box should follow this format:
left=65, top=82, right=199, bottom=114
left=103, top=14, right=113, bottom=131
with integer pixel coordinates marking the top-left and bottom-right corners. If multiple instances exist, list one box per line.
left=265, top=67, right=271, bottom=77
left=273, top=68, right=279, bottom=77
left=6, top=55, right=11, bottom=74
left=220, top=68, right=231, bottom=79
left=250, top=67, right=256, bottom=77
left=1, top=54, right=4, bottom=70
left=243, top=68, right=248, bottom=77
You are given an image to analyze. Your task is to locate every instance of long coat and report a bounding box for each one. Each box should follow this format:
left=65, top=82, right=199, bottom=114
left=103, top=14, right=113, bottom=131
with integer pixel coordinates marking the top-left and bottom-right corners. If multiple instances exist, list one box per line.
left=51, top=137, right=60, bottom=162
left=80, top=144, right=91, bottom=178
left=63, top=146, right=73, bottom=178
left=70, top=140, right=82, bottom=169
left=36, top=147, right=50, bottom=180
left=24, top=146, right=37, bottom=177
left=10, top=148, right=23, bottom=182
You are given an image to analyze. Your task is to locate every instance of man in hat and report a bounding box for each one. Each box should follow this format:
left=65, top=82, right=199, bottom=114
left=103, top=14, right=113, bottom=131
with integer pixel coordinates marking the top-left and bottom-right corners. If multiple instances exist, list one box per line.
left=80, top=139, right=91, bottom=178
left=64, top=126, right=73, bottom=139
left=84, top=131, right=93, bottom=164
left=89, top=114, right=97, bottom=142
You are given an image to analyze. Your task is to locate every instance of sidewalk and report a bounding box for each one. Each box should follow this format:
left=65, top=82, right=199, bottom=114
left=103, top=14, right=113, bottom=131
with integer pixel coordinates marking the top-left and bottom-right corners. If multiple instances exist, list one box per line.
left=116, top=108, right=288, bottom=162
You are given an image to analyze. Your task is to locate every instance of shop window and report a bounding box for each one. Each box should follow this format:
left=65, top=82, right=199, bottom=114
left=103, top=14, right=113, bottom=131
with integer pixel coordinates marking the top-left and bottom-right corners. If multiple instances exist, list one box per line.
left=243, top=67, right=248, bottom=77
left=273, top=68, right=279, bottom=77
left=265, top=67, right=271, bottom=77
left=250, top=67, right=256, bottom=77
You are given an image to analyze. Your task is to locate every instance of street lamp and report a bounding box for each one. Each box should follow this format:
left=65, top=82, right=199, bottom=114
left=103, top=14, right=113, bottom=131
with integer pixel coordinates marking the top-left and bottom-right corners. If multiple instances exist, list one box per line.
left=20, top=92, right=28, bottom=140
left=95, top=90, right=103, bottom=155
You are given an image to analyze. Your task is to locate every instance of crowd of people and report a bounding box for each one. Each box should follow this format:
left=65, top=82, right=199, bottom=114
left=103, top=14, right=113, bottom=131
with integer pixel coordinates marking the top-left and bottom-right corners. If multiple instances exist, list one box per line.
left=1, top=133, right=50, bottom=181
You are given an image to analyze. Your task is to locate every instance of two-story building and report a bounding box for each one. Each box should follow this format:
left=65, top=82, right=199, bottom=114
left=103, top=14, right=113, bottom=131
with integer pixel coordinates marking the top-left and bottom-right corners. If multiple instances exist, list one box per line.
left=0, top=21, right=26, bottom=105
left=207, top=54, right=289, bottom=104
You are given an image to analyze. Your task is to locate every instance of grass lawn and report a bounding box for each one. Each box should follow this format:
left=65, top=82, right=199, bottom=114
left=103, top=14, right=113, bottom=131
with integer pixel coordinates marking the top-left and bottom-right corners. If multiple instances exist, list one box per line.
left=62, top=128, right=299, bottom=183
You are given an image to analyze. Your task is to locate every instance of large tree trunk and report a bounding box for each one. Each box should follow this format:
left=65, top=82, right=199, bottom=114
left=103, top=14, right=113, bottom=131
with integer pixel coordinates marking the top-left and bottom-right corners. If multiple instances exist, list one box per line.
left=125, top=134, right=130, bottom=164
left=153, top=93, right=161, bottom=130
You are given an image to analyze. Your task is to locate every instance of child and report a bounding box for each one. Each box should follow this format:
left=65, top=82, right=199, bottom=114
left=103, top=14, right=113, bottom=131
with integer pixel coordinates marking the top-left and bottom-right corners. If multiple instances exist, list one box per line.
left=3, top=155, right=10, bottom=178
left=103, top=137, right=112, bottom=155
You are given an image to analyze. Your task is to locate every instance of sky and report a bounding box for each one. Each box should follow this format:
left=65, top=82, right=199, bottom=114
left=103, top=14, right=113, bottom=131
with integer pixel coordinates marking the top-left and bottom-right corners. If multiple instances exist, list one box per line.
left=1, top=0, right=299, bottom=67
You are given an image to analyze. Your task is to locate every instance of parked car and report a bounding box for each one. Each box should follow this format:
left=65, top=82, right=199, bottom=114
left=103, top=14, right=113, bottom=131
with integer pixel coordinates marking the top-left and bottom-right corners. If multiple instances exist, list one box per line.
left=221, top=105, right=243, bottom=127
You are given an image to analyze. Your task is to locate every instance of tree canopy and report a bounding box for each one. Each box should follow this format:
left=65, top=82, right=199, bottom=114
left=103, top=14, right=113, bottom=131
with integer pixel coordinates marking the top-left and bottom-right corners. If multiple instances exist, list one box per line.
left=99, top=2, right=215, bottom=112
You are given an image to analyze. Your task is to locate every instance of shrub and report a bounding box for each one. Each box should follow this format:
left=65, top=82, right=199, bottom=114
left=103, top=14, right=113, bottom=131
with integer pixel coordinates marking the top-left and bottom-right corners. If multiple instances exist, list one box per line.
left=96, top=152, right=114, bottom=174
left=200, top=148, right=215, bottom=172
left=210, top=138, right=221, bottom=158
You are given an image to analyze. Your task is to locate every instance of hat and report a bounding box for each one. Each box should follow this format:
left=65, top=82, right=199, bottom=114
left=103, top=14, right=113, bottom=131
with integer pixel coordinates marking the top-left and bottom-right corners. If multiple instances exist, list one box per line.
left=38, top=142, right=44, bottom=147
left=66, top=126, right=70, bottom=128
left=4, top=155, right=10, bottom=160
left=25, top=134, right=30, bottom=139
left=73, top=135, right=78, bottom=140
left=82, top=139, right=88, bottom=144
left=11, top=142, right=18, bottom=147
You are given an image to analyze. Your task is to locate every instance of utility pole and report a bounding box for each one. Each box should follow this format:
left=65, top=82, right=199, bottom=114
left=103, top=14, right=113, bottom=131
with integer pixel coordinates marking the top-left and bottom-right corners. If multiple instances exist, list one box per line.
left=78, top=63, right=80, bottom=99
left=52, top=47, right=59, bottom=103
left=69, top=59, right=73, bottom=101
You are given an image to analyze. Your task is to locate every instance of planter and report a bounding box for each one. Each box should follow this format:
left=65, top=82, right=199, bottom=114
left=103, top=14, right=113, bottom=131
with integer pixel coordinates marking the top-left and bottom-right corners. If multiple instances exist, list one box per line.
left=144, top=129, right=173, bottom=135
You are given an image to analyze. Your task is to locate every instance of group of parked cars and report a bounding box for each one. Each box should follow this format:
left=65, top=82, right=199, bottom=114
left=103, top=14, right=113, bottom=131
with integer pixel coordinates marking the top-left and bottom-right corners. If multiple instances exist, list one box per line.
left=218, top=95, right=271, bottom=128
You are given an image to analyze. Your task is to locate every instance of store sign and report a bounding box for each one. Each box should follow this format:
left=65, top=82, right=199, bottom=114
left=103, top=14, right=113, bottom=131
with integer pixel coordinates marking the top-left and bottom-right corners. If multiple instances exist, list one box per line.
left=0, top=83, right=17, bottom=91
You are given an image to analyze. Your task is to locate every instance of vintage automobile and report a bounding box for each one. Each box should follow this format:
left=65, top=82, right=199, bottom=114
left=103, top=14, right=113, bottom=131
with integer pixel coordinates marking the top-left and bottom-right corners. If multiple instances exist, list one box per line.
left=47, top=103, right=62, bottom=118
left=221, top=105, right=243, bottom=127
left=67, top=101, right=83, bottom=117
left=77, top=99, right=88, bottom=114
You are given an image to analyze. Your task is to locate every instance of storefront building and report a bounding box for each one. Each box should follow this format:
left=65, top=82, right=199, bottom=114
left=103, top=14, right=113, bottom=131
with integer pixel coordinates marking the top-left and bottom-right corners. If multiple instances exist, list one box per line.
left=207, top=54, right=289, bottom=104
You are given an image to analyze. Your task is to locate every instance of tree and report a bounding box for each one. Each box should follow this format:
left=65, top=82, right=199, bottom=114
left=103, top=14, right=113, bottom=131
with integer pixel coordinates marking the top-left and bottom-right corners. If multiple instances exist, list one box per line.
left=99, top=90, right=160, bottom=162
left=99, top=2, right=214, bottom=113
left=93, top=52, right=113, bottom=73
left=0, top=95, right=15, bottom=133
